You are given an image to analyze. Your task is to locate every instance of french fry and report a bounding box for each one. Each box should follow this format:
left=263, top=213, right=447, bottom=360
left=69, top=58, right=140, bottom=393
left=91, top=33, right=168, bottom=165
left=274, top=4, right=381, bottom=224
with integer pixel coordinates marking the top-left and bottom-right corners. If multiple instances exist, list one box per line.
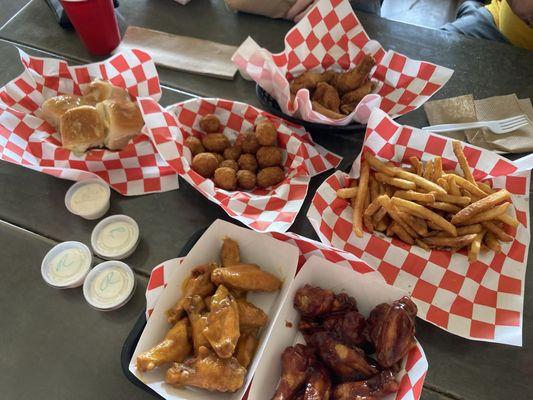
left=456, top=224, right=483, bottom=235
left=375, top=172, right=416, bottom=190
left=409, top=156, right=423, bottom=176
left=437, top=177, right=449, bottom=192
left=398, top=210, right=428, bottom=237
left=484, top=232, right=502, bottom=252
left=353, top=161, right=370, bottom=237
left=369, top=175, right=379, bottom=202
left=433, top=193, right=470, bottom=206
left=337, top=187, right=358, bottom=199
left=385, top=185, right=395, bottom=197
left=477, top=181, right=494, bottom=194
left=446, top=174, right=487, bottom=198
left=433, top=156, right=443, bottom=181
left=423, top=159, right=434, bottom=180
left=393, top=169, right=448, bottom=195
left=375, top=216, right=388, bottom=232
left=452, top=140, right=477, bottom=185
left=451, top=189, right=511, bottom=224
left=394, top=190, right=435, bottom=203
left=497, top=213, right=520, bottom=228
left=363, top=195, right=389, bottom=233
left=364, top=152, right=396, bottom=176
left=381, top=200, right=418, bottom=238
left=391, top=197, right=457, bottom=236
left=427, top=202, right=462, bottom=214
left=461, top=202, right=511, bottom=225
left=415, top=239, right=431, bottom=251
left=424, top=233, right=477, bottom=248
left=468, top=232, right=485, bottom=263
left=427, top=221, right=443, bottom=231
left=447, top=175, right=461, bottom=196
left=391, top=222, right=415, bottom=244
left=481, top=221, right=513, bottom=242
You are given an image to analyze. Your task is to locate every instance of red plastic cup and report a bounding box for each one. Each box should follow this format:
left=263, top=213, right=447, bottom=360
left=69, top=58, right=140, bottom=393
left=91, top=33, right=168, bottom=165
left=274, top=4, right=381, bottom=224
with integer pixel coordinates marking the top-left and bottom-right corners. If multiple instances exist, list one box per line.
left=60, top=0, right=121, bottom=56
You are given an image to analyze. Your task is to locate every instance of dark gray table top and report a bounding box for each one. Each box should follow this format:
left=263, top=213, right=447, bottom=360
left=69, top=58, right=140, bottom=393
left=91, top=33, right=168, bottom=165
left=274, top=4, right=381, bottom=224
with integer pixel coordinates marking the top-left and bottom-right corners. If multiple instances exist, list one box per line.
left=0, top=220, right=151, bottom=400
left=1, top=2, right=533, bottom=400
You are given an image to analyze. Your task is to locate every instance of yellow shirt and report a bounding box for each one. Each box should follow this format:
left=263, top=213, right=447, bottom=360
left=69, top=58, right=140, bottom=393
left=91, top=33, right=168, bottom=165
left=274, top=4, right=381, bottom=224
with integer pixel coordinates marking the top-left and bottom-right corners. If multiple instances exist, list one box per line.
left=486, top=0, right=533, bottom=49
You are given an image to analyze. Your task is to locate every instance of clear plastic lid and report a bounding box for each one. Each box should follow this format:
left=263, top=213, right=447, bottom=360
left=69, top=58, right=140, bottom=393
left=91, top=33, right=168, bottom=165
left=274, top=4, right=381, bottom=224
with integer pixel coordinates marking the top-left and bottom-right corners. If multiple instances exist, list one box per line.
left=65, top=178, right=110, bottom=220
left=91, top=215, right=140, bottom=260
left=83, top=261, right=135, bottom=311
left=41, top=241, right=92, bottom=288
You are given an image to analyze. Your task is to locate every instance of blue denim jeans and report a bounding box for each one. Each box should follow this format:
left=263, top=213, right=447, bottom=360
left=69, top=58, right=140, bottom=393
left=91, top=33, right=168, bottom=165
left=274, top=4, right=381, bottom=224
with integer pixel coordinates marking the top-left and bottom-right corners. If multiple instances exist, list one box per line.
left=441, top=1, right=510, bottom=44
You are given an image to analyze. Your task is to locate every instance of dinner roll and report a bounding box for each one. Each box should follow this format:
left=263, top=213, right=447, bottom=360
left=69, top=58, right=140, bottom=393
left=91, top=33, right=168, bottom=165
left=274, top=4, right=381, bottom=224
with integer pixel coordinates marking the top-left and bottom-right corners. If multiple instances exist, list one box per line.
left=83, top=79, right=131, bottom=103
left=41, top=95, right=87, bottom=128
left=96, top=100, right=144, bottom=151
left=59, top=105, right=105, bottom=153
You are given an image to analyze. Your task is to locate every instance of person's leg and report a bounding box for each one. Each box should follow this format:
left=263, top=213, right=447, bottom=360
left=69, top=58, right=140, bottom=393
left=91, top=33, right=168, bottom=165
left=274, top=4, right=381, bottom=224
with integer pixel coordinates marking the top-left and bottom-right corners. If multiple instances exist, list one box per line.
left=350, top=0, right=383, bottom=16
left=441, top=0, right=510, bottom=43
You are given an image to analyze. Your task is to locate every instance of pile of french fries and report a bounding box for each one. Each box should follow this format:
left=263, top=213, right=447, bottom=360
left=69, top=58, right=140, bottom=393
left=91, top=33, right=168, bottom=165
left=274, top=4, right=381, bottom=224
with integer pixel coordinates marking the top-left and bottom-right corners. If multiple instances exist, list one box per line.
left=337, top=141, right=519, bottom=262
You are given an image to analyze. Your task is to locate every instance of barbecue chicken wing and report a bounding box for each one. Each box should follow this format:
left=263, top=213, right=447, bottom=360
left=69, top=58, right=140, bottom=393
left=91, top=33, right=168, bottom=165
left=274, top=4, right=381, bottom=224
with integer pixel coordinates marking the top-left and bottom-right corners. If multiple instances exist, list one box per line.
left=221, top=237, right=240, bottom=267
left=211, top=264, right=282, bottom=292
left=309, top=332, right=377, bottom=381
left=333, top=370, right=399, bottom=400
left=166, top=263, right=217, bottom=324
left=294, top=285, right=357, bottom=318
left=136, top=318, right=191, bottom=372
left=272, top=344, right=316, bottom=400
left=303, top=364, right=332, bottom=400
left=365, top=296, right=417, bottom=368
left=183, top=295, right=211, bottom=353
left=165, top=346, right=246, bottom=392
left=299, top=310, right=367, bottom=347
left=203, top=285, right=240, bottom=358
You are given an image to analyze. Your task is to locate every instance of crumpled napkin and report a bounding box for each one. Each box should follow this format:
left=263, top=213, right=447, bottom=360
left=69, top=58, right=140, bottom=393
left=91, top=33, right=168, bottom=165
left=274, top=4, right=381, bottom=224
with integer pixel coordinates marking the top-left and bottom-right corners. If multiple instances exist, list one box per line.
left=424, top=94, right=533, bottom=153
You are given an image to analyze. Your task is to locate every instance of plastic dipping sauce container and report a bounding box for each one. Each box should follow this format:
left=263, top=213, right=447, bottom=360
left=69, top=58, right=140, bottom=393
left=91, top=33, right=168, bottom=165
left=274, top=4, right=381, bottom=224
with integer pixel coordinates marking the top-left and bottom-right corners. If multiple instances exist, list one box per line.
left=83, top=261, right=136, bottom=311
left=91, top=215, right=140, bottom=260
left=65, top=179, right=111, bottom=220
left=41, top=241, right=92, bottom=288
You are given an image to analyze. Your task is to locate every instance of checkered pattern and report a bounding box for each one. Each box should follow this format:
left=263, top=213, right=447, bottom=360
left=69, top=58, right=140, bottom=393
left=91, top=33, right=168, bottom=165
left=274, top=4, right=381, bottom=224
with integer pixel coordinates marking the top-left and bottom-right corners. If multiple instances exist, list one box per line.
left=139, top=97, right=342, bottom=233
left=232, top=0, right=453, bottom=126
left=0, top=49, right=180, bottom=195
left=307, top=108, right=531, bottom=346
left=144, top=230, right=427, bottom=400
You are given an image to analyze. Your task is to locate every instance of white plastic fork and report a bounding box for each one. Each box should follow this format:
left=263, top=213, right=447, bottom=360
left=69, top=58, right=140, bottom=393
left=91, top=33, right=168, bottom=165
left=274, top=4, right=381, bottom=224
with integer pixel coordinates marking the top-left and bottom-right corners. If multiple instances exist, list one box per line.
left=422, top=114, right=530, bottom=134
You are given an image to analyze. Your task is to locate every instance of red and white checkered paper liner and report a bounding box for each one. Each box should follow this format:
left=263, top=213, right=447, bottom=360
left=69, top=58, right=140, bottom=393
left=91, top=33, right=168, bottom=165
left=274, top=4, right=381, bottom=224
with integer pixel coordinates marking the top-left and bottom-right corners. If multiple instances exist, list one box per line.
left=144, top=230, right=427, bottom=400
left=308, top=108, right=532, bottom=346
left=232, top=0, right=453, bottom=126
left=138, top=97, right=342, bottom=232
left=0, top=48, right=180, bottom=195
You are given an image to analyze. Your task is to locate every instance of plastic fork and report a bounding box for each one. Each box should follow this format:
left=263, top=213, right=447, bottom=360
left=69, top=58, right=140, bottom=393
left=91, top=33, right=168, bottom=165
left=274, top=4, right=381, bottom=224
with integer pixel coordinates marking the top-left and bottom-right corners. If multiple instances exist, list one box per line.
left=422, top=114, right=530, bottom=135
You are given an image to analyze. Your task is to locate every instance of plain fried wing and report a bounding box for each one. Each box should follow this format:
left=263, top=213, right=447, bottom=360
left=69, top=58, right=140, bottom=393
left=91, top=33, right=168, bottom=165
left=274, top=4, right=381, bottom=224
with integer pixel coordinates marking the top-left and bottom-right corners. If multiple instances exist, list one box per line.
left=166, top=263, right=217, bottom=324
left=332, top=54, right=375, bottom=94
left=211, top=264, right=282, bottom=292
left=312, top=82, right=341, bottom=113
left=272, top=344, right=316, bottom=400
left=290, top=70, right=337, bottom=94
left=165, top=346, right=246, bottom=392
left=136, top=318, right=191, bottom=372
left=203, top=285, right=240, bottom=359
